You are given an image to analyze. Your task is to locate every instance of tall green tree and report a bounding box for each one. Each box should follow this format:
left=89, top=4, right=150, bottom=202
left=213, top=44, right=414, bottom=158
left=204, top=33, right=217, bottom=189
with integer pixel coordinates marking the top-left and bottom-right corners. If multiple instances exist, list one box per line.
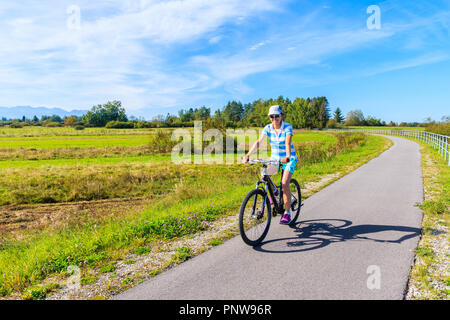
left=310, top=97, right=330, bottom=129
left=345, top=109, right=365, bottom=126
left=246, top=99, right=270, bottom=127
left=240, top=103, right=254, bottom=127
left=82, top=100, right=127, bottom=127
left=222, top=101, right=244, bottom=123
left=365, top=116, right=383, bottom=126
left=178, top=108, right=194, bottom=122
left=333, top=107, right=344, bottom=123
left=286, top=97, right=311, bottom=129
left=193, top=106, right=210, bottom=120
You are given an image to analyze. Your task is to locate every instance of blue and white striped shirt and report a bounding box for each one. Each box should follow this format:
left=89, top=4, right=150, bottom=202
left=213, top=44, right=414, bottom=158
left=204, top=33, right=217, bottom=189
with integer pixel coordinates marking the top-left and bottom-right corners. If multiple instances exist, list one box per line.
left=261, top=121, right=297, bottom=161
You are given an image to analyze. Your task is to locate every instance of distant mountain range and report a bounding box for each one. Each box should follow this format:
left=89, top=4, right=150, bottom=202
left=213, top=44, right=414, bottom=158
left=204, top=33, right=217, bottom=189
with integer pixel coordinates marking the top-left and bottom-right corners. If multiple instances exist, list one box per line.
left=0, top=106, right=88, bottom=120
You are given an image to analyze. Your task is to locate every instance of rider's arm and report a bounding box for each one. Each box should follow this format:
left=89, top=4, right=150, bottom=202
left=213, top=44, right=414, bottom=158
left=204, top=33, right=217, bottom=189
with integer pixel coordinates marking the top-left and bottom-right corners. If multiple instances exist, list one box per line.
left=282, top=126, right=293, bottom=163
left=285, top=134, right=292, bottom=159
left=244, top=131, right=266, bottom=162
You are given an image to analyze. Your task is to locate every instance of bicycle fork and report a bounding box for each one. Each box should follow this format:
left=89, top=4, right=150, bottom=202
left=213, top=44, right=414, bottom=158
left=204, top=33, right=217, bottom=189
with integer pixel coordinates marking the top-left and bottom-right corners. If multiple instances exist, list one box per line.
left=253, top=181, right=270, bottom=219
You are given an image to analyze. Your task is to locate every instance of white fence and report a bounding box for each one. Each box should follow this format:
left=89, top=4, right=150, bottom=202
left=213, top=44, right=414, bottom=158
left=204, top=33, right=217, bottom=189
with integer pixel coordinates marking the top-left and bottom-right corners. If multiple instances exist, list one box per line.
left=325, top=128, right=450, bottom=166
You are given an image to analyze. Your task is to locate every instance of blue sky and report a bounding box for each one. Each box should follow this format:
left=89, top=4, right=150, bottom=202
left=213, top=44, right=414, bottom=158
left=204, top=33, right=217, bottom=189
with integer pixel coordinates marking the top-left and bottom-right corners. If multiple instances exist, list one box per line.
left=1, top=0, right=449, bottom=122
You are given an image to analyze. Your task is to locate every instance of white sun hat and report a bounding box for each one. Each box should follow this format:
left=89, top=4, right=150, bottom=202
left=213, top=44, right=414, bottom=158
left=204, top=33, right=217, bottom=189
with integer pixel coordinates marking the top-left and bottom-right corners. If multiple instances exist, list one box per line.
left=268, top=105, right=283, bottom=116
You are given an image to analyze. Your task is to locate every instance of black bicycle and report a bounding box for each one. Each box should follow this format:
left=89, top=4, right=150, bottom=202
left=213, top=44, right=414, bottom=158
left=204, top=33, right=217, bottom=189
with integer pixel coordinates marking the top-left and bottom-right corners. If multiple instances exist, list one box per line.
left=239, top=159, right=302, bottom=246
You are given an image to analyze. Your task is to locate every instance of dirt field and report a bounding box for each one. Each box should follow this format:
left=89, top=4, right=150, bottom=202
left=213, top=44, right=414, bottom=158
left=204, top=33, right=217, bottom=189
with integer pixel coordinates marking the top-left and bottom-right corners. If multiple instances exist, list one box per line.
left=0, top=196, right=153, bottom=236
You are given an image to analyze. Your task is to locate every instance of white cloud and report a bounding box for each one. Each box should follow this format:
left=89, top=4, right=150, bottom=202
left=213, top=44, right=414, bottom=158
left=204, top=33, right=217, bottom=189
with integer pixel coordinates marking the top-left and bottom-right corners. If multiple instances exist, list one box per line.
left=185, top=5, right=450, bottom=96
left=365, top=52, right=450, bottom=76
left=209, top=36, right=223, bottom=44
left=0, top=0, right=448, bottom=115
left=0, top=0, right=277, bottom=110
left=189, top=27, right=395, bottom=92
left=249, top=40, right=271, bottom=51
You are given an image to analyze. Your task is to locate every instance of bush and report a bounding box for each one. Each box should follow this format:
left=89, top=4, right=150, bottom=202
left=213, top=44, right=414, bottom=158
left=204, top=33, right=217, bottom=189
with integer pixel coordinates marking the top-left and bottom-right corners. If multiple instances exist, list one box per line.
left=134, top=121, right=154, bottom=128
left=99, top=265, right=116, bottom=273
left=171, top=247, right=192, bottom=263
left=64, top=116, right=78, bottom=127
left=420, top=200, right=447, bottom=216
left=326, top=119, right=337, bottom=128
left=134, top=247, right=150, bottom=255
left=149, top=129, right=178, bottom=153
left=293, top=132, right=366, bottom=165
left=21, top=283, right=60, bottom=300
left=105, top=121, right=134, bottom=129
left=426, top=122, right=450, bottom=136
left=45, top=122, right=63, bottom=127
left=9, top=122, right=24, bottom=128
left=74, top=125, right=85, bottom=130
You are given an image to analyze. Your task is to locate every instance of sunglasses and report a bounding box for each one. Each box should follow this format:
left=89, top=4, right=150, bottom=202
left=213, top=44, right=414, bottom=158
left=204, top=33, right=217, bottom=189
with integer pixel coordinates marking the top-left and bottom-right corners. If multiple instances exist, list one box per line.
left=270, top=114, right=280, bottom=119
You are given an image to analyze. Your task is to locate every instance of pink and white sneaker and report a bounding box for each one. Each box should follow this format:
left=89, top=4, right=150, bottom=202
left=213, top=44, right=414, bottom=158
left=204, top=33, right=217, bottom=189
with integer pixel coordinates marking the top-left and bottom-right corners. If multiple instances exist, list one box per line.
left=280, top=212, right=291, bottom=224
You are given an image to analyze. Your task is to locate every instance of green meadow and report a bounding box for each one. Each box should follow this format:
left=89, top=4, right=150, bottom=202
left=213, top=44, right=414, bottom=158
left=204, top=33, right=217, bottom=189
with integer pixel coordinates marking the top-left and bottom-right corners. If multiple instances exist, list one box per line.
left=0, top=126, right=157, bottom=137
left=0, top=135, right=152, bottom=149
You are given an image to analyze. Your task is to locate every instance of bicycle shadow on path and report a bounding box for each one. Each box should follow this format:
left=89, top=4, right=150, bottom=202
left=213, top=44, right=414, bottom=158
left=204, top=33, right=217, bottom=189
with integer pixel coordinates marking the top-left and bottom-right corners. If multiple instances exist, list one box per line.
left=254, top=218, right=421, bottom=254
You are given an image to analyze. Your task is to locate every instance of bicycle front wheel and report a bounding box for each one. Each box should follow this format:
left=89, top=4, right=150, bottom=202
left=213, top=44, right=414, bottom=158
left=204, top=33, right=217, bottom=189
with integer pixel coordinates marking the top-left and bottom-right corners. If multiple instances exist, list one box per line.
left=239, top=189, right=271, bottom=246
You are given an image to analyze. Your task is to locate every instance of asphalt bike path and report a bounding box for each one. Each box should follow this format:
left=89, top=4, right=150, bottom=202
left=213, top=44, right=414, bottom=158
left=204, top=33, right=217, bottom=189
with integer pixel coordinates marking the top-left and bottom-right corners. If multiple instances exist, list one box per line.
left=112, top=135, right=423, bottom=300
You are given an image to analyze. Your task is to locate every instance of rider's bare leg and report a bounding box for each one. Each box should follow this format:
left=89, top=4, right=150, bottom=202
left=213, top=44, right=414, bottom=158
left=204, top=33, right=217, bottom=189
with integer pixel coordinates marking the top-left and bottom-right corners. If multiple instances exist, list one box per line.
left=281, top=170, right=292, bottom=212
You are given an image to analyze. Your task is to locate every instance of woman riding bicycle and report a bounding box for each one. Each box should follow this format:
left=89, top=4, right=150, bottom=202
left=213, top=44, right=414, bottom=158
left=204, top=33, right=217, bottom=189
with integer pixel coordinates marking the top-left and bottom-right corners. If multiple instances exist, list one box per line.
left=243, top=105, right=298, bottom=225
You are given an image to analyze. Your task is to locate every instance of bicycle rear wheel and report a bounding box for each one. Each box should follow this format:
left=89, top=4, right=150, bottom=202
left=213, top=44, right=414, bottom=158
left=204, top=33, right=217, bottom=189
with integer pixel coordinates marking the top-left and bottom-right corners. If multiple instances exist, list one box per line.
left=288, top=178, right=302, bottom=225
left=239, top=189, right=271, bottom=246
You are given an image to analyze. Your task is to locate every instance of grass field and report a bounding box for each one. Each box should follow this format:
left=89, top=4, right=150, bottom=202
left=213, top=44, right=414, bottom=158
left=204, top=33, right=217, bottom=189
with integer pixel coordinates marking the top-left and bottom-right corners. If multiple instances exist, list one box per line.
left=398, top=135, right=449, bottom=299
left=0, top=154, right=172, bottom=168
left=0, top=127, right=391, bottom=299
left=0, top=127, right=158, bottom=137
left=0, top=135, right=152, bottom=149
left=291, top=131, right=336, bottom=142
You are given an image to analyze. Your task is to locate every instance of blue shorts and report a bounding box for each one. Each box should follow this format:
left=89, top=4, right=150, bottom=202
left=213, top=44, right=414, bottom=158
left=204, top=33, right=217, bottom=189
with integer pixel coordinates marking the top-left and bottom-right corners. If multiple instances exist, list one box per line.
left=280, top=159, right=297, bottom=174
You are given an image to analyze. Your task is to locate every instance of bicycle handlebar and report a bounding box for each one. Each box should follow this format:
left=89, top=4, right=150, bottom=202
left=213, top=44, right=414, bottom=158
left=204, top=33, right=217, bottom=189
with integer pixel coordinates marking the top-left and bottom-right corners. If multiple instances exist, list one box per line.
left=247, top=158, right=290, bottom=165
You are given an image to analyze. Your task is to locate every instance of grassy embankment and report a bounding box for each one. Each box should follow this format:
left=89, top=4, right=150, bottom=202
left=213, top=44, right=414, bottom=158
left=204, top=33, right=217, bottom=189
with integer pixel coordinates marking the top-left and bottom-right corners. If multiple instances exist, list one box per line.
left=403, top=138, right=449, bottom=299
left=0, top=129, right=391, bottom=298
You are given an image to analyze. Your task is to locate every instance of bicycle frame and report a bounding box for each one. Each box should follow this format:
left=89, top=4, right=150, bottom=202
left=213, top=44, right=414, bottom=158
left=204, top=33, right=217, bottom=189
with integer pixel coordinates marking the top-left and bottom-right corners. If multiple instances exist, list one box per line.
left=255, top=169, right=285, bottom=217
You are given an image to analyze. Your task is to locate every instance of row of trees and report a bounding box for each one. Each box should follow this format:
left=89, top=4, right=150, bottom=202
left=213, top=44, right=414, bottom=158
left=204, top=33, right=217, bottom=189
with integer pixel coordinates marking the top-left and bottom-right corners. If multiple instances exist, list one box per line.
left=2, top=98, right=440, bottom=130
left=1, top=114, right=66, bottom=124
left=172, top=96, right=426, bottom=129
left=0, top=101, right=128, bottom=129
left=174, top=96, right=333, bottom=129
left=7, top=97, right=330, bottom=129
